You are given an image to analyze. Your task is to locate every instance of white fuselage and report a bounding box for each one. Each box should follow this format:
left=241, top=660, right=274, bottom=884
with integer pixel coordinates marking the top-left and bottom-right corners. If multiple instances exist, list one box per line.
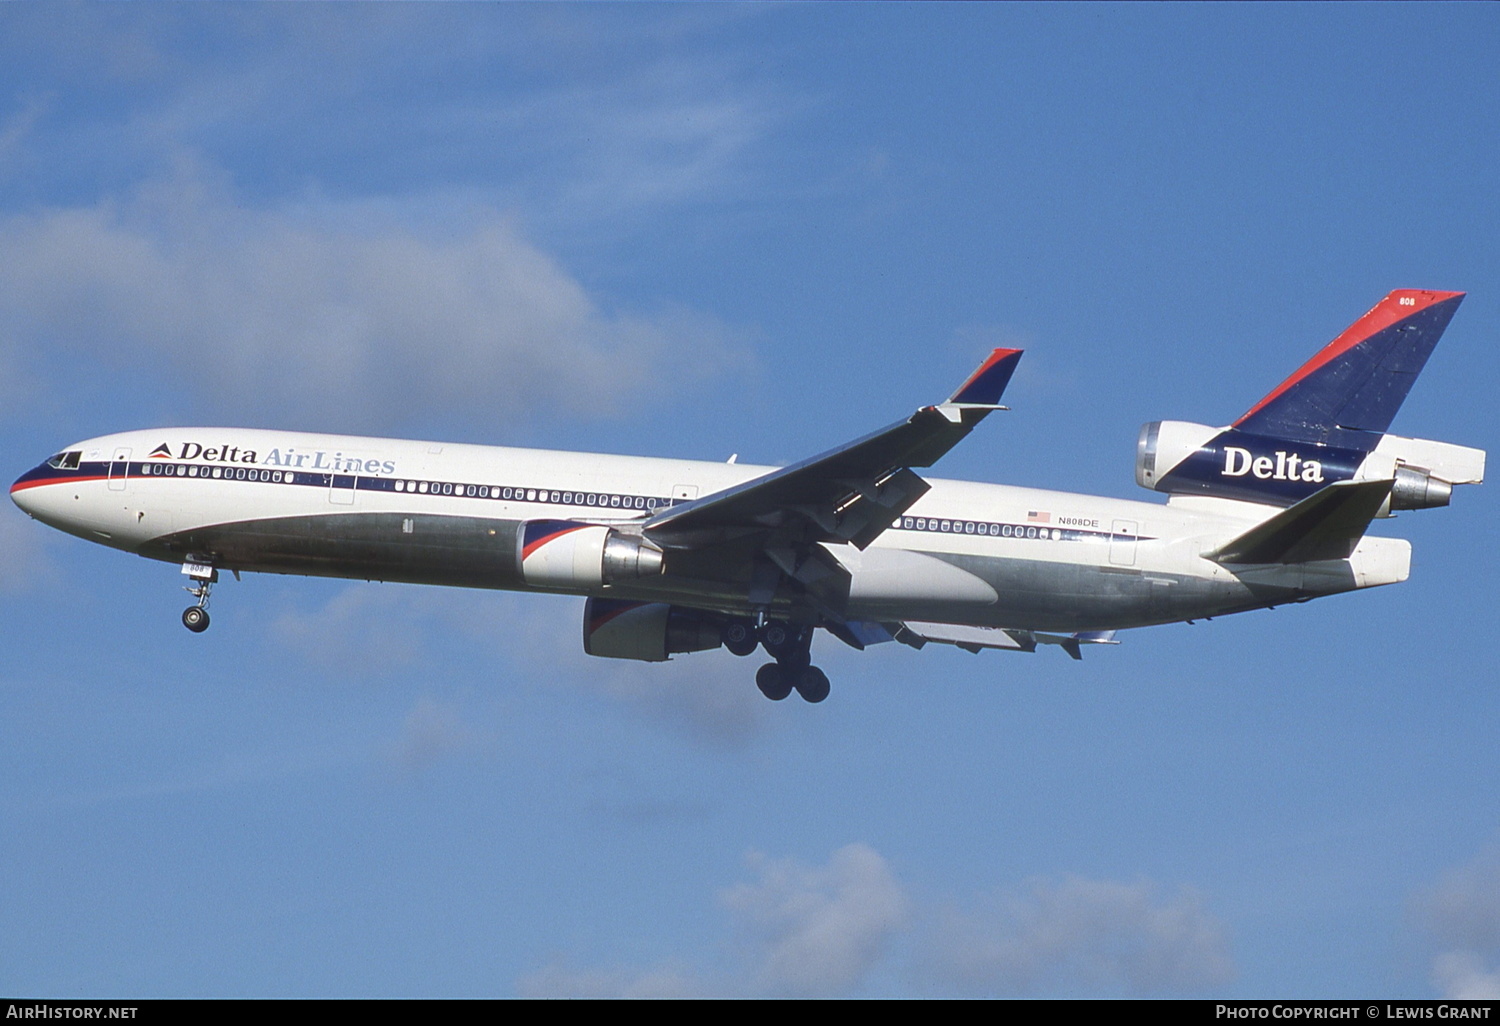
left=11, top=427, right=1410, bottom=633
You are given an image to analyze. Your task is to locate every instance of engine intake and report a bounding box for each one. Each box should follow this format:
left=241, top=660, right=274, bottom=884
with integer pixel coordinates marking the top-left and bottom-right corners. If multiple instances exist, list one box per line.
left=1136, top=420, right=1222, bottom=491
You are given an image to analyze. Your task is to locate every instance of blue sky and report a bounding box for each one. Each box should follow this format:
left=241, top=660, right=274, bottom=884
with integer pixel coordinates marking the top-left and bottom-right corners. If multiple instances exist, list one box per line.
left=2, top=4, right=1498, bottom=998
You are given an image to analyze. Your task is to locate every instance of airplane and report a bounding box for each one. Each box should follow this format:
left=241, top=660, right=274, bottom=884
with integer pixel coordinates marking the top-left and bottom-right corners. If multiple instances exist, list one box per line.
left=9, top=289, right=1485, bottom=703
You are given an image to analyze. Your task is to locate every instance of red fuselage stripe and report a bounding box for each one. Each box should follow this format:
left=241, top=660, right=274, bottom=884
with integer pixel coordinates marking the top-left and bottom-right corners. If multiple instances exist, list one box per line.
left=10, top=475, right=109, bottom=493
left=521, top=524, right=590, bottom=560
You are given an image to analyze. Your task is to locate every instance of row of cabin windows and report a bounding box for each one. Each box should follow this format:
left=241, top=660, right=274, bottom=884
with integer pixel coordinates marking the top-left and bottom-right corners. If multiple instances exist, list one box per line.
left=901, top=516, right=1064, bottom=541
left=132, top=461, right=669, bottom=511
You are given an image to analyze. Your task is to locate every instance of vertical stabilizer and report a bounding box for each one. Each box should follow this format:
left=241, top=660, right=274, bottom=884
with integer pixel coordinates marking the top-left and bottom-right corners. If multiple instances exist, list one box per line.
left=1234, top=289, right=1464, bottom=450
left=1144, top=289, right=1476, bottom=508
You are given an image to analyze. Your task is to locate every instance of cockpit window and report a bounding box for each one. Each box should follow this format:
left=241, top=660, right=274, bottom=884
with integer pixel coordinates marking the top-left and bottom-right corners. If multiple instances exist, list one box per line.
left=46, top=451, right=82, bottom=470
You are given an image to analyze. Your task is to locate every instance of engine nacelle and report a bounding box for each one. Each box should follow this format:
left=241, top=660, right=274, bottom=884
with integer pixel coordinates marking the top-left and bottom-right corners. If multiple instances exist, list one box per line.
left=1135, top=420, right=1223, bottom=491
left=582, top=598, right=724, bottom=662
left=1138, top=420, right=1485, bottom=511
left=1370, top=432, right=1485, bottom=512
left=520, top=520, right=665, bottom=589
left=1388, top=464, right=1452, bottom=511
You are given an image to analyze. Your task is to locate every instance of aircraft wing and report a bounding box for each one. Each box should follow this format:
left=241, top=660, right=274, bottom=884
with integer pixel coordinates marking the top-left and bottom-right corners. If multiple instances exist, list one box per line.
left=643, top=349, right=1022, bottom=553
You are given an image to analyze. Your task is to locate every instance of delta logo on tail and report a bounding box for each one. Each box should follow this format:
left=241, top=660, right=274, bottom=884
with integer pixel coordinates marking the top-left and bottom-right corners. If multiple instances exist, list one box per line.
left=1139, top=290, right=1477, bottom=510
left=1220, top=447, right=1325, bottom=484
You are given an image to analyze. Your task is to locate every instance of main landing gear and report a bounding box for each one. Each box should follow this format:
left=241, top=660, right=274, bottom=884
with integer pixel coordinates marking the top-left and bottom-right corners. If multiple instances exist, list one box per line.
left=721, top=620, right=832, bottom=704
left=180, top=557, right=218, bottom=633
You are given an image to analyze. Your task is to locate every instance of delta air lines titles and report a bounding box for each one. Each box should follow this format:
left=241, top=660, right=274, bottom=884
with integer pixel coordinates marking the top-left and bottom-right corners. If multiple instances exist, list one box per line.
left=153, top=441, right=397, bottom=477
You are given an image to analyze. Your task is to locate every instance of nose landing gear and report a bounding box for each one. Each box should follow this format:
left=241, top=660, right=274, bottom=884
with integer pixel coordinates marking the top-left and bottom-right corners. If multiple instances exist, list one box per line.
left=181, top=557, right=218, bottom=633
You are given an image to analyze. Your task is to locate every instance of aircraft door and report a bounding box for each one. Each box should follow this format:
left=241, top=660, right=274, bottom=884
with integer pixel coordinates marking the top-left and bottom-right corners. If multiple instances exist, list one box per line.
left=108, top=446, right=132, bottom=491
left=329, top=474, right=357, bottom=505
left=1109, top=519, right=1138, bottom=567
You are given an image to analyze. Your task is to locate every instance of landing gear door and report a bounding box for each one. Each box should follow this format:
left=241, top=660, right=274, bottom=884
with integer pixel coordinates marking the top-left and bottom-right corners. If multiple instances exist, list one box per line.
left=108, top=446, right=132, bottom=492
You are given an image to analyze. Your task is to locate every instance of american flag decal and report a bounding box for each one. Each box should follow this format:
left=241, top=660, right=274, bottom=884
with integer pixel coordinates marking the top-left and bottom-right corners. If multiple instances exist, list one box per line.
left=1027, top=510, right=1050, bottom=523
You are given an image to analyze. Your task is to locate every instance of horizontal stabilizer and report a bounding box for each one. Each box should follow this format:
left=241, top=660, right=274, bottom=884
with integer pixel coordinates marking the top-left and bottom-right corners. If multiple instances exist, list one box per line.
left=1206, top=479, right=1393, bottom=564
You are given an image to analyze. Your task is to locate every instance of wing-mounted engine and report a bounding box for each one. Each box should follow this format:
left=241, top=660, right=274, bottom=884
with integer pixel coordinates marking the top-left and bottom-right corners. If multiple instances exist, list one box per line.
left=520, top=519, right=665, bottom=589
left=582, top=598, right=724, bottom=662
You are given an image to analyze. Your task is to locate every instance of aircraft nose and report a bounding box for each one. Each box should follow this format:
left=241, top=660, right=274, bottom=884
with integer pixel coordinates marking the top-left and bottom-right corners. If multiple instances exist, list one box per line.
left=11, top=460, right=57, bottom=518
left=12, top=472, right=40, bottom=516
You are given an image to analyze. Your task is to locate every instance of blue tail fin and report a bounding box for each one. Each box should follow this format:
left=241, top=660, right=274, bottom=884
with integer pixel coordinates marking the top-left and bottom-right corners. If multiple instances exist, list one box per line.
left=1234, top=289, right=1464, bottom=451
left=1142, top=289, right=1476, bottom=508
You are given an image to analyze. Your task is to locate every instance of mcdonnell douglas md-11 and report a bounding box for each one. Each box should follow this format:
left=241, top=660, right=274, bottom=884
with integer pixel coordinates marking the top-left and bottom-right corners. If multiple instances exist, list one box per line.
left=10, top=290, right=1485, bottom=703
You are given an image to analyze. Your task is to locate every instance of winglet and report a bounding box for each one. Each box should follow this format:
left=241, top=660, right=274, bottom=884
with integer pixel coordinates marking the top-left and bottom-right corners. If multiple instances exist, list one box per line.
left=946, top=348, right=1023, bottom=407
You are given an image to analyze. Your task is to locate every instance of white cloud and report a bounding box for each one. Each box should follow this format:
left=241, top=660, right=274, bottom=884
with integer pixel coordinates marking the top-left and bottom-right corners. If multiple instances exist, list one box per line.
left=516, top=961, right=707, bottom=1000
left=6, top=8, right=795, bottom=235
left=516, top=843, right=908, bottom=999
left=1416, top=846, right=1500, bottom=999
left=0, top=158, right=743, bottom=434
left=1432, top=952, right=1500, bottom=1001
left=1422, top=847, right=1500, bottom=951
left=920, top=874, right=1235, bottom=996
left=267, top=584, right=430, bottom=679
left=388, top=695, right=482, bottom=772
left=570, top=655, right=771, bottom=750
left=261, top=582, right=770, bottom=748
left=507, top=846, right=1230, bottom=996
left=0, top=93, right=51, bottom=168
left=499, top=592, right=772, bottom=748
left=721, top=843, right=911, bottom=997
left=510, top=842, right=1236, bottom=999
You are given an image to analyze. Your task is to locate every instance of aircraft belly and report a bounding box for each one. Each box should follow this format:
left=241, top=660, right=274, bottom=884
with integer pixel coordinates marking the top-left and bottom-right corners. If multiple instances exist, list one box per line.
left=845, top=548, right=998, bottom=605
left=140, top=513, right=526, bottom=590
left=920, top=551, right=1300, bottom=632
left=122, top=509, right=1378, bottom=629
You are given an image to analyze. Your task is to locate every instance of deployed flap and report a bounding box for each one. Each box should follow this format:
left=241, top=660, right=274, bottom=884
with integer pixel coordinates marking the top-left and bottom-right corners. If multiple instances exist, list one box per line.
left=824, top=619, right=898, bottom=651
left=644, top=349, right=1022, bottom=551
left=896, top=622, right=1119, bottom=659
left=1206, top=478, right=1393, bottom=564
left=898, top=622, right=1035, bottom=653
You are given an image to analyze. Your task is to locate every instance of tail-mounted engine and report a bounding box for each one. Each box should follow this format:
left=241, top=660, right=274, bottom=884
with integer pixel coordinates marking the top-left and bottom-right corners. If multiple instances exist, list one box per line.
left=1136, top=420, right=1483, bottom=511
left=520, top=520, right=665, bottom=589
left=582, top=598, right=725, bottom=662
